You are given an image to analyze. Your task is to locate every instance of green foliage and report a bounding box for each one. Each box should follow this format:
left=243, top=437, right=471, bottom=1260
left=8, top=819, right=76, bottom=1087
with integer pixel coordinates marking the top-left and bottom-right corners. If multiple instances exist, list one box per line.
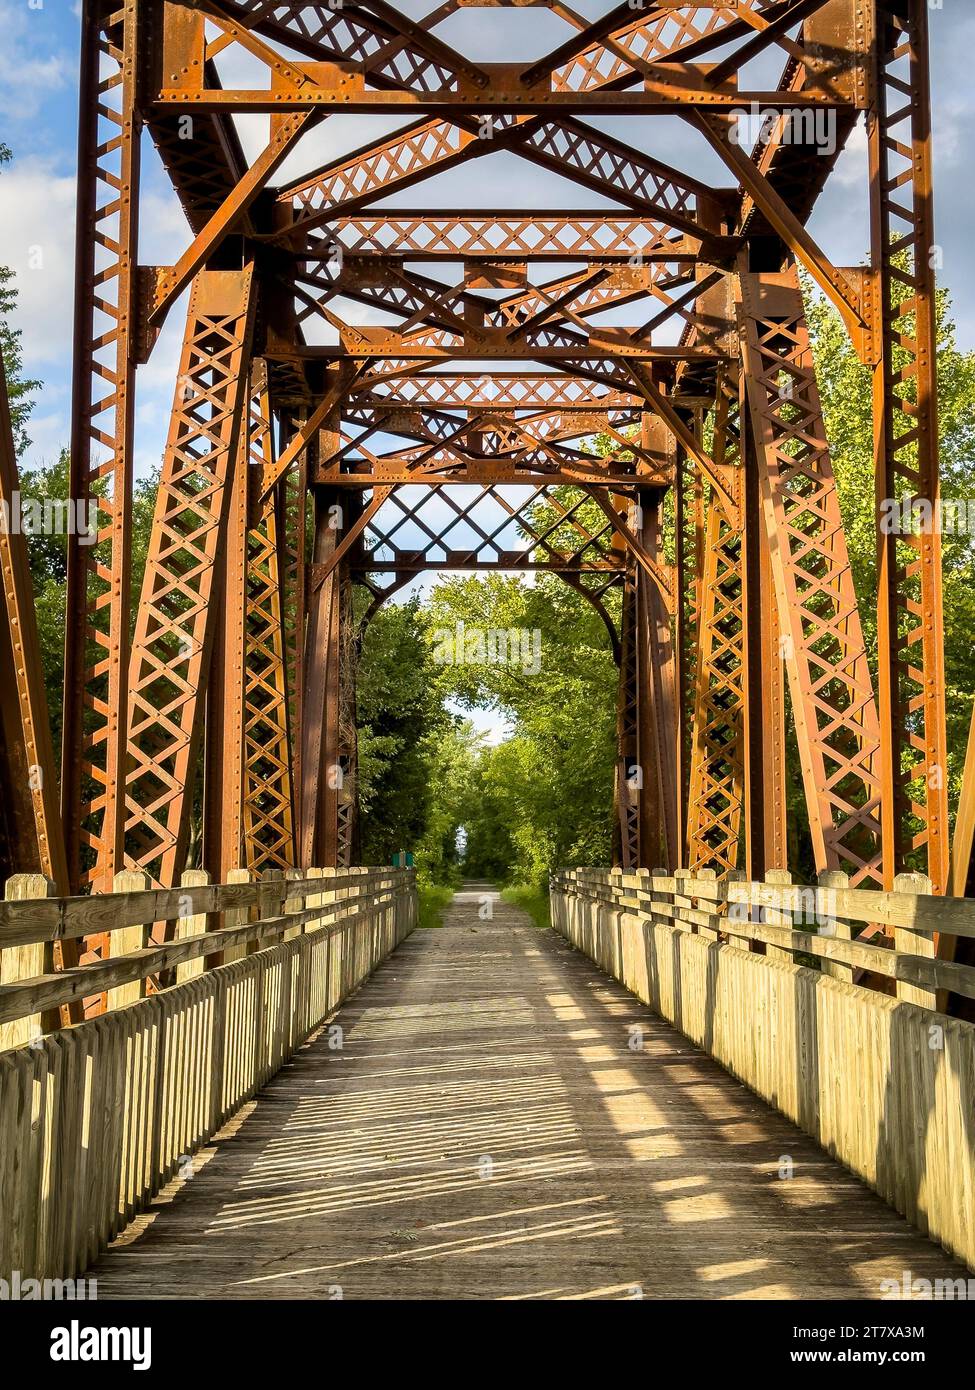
left=501, top=884, right=550, bottom=929
left=417, top=882, right=454, bottom=929
left=427, top=569, right=618, bottom=886
left=357, top=596, right=471, bottom=876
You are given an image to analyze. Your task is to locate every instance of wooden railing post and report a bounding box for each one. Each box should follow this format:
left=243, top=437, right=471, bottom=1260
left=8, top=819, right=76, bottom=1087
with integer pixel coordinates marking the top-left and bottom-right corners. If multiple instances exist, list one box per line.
left=673, top=868, right=693, bottom=938
left=259, top=868, right=284, bottom=944
left=724, top=869, right=753, bottom=952
left=284, top=868, right=304, bottom=941
left=224, top=867, right=254, bottom=963
left=763, top=868, right=794, bottom=962
left=303, top=866, right=323, bottom=934
left=108, top=869, right=150, bottom=1010
left=817, top=869, right=852, bottom=982
left=694, top=867, right=720, bottom=942
left=176, top=868, right=210, bottom=983
left=649, top=866, right=669, bottom=930
left=1, top=873, right=54, bottom=1048
left=353, top=866, right=369, bottom=983
left=893, top=872, right=936, bottom=1008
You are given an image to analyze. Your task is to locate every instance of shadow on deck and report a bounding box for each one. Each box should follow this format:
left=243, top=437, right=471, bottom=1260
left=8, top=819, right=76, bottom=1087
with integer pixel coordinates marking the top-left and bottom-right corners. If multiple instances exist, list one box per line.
left=89, top=885, right=966, bottom=1300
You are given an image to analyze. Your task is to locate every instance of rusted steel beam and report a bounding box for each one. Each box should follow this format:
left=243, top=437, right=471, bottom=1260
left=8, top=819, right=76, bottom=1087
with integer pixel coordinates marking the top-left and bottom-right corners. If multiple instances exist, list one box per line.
left=871, top=0, right=949, bottom=894
left=121, top=269, right=256, bottom=889
left=742, top=413, right=787, bottom=879
left=306, top=215, right=709, bottom=261
left=270, top=334, right=726, bottom=362
left=0, top=357, right=68, bottom=893
left=740, top=265, right=883, bottom=888
left=63, top=0, right=142, bottom=895
left=300, top=487, right=356, bottom=869
left=151, top=79, right=850, bottom=115
left=641, top=496, right=682, bottom=871
left=614, top=560, right=642, bottom=871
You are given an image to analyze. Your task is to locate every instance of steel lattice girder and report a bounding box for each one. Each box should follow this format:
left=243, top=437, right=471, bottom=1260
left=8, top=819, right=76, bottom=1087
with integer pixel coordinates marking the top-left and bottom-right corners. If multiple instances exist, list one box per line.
left=242, top=372, right=298, bottom=875
left=122, top=269, right=256, bottom=889
left=740, top=265, right=884, bottom=888
left=308, top=214, right=704, bottom=261
left=53, top=0, right=950, bottom=906
left=871, top=0, right=949, bottom=893
left=686, top=384, right=745, bottom=874
left=62, top=0, right=143, bottom=894
left=348, top=376, right=645, bottom=412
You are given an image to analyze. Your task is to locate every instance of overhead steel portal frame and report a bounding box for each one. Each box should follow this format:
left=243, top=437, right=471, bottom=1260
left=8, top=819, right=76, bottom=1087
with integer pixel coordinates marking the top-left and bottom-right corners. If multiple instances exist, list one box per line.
left=2, top=1, right=942, bottom=950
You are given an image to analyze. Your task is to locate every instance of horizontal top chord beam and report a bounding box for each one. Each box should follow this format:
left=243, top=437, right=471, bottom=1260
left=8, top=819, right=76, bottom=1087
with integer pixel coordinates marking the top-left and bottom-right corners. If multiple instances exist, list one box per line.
left=298, top=217, right=719, bottom=262
left=346, top=374, right=645, bottom=410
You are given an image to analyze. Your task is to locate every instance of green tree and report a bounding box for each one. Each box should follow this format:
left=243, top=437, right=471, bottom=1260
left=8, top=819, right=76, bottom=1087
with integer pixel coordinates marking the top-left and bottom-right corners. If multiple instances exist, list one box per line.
left=13, top=450, right=158, bottom=754
left=428, top=570, right=618, bottom=885
left=356, top=595, right=466, bottom=875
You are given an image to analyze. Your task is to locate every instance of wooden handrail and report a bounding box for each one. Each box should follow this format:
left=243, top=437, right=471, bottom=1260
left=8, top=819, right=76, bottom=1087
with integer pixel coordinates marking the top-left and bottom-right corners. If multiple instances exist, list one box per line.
left=553, top=867, right=975, bottom=937
left=550, top=867, right=975, bottom=1272
left=551, top=868, right=975, bottom=1006
left=0, top=866, right=415, bottom=1037
left=0, top=865, right=419, bottom=1280
left=0, top=866, right=404, bottom=948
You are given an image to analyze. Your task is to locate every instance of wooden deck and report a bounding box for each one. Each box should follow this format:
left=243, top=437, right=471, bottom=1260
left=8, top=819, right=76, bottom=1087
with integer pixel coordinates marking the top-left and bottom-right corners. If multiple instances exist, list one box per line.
left=90, top=884, right=966, bottom=1300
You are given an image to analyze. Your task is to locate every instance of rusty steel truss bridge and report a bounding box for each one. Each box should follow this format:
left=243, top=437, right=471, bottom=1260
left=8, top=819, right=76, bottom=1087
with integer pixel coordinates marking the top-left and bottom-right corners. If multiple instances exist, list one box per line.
left=1, top=0, right=971, bottom=970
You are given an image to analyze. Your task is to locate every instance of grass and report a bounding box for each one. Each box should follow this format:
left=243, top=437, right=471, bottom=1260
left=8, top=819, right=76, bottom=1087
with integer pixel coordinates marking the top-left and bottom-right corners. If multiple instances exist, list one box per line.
left=417, top=882, right=455, bottom=929
left=501, top=884, right=551, bottom=929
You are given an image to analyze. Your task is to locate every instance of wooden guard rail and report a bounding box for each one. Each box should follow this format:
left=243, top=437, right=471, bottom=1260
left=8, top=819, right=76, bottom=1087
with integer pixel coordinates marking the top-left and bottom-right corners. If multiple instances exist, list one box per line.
left=0, top=866, right=416, bottom=1282
left=551, top=867, right=975, bottom=1271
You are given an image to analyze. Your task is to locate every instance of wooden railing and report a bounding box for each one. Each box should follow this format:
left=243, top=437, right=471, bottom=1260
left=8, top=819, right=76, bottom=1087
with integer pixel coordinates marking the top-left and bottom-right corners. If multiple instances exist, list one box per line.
left=551, top=867, right=975, bottom=1272
left=0, top=866, right=416, bottom=1281
left=0, top=866, right=414, bottom=1046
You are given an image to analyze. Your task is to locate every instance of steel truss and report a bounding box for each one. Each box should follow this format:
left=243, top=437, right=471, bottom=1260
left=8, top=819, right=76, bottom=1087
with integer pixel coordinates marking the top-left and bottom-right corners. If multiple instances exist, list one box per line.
left=8, top=0, right=946, bottom=998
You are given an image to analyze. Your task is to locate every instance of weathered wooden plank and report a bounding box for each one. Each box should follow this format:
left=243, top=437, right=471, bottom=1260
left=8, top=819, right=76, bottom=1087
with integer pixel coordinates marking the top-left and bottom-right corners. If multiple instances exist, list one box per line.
left=0, top=874, right=54, bottom=1046
left=554, top=878, right=975, bottom=1273
left=0, top=867, right=405, bottom=949
left=81, top=888, right=969, bottom=1300
left=0, top=885, right=406, bottom=1028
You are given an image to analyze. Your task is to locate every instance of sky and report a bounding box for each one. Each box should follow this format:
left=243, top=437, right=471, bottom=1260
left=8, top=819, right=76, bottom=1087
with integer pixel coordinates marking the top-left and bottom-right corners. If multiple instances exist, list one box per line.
left=1, top=0, right=973, bottom=747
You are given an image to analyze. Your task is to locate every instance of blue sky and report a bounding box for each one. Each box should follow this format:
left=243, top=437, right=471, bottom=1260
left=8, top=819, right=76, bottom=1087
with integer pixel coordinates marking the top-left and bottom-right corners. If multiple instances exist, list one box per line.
left=2, top=0, right=974, bottom=747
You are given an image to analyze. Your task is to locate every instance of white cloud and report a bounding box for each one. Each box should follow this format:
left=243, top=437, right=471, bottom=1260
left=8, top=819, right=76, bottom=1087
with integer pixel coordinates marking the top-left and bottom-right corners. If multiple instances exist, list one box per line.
left=0, top=158, right=77, bottom=368
left=0, top=1, right=71, bottom=124
left=0, top=152, right=189, bottom=472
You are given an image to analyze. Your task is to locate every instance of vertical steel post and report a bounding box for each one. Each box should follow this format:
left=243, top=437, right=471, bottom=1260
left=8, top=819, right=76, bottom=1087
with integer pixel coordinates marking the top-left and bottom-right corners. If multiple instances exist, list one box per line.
left=62, top=0, right=143, bottom=892
left=871, top=0, right=949, bottom=891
